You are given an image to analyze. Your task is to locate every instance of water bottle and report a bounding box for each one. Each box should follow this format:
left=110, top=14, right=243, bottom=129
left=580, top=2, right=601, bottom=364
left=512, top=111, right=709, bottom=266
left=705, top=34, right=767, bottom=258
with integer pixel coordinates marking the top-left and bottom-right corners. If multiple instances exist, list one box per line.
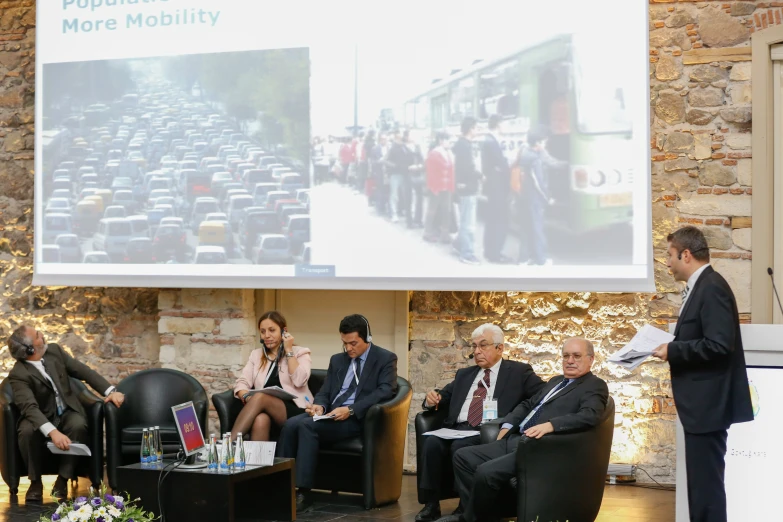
left=219, top=433, right=230, bottom=474
left=154, top=426, right=163, bottom=466
left=140, top=428, right=150, bottom=468
left=146, top=427, right=157, bottom=467
left=225, top=432, right=235, bottom=472
left=207, top=434, right=218, bottom=473
left=235, top=433, right=246, bottom=471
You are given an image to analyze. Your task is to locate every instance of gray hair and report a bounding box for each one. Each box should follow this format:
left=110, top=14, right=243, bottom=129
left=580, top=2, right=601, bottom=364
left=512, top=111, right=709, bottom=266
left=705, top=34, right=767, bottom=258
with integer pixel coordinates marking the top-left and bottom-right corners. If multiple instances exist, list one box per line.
left=471, top=323, right=504, bottom=344
left=7, top=325, right=33, bottom=361
left=562, top=337, right=594, bottom=356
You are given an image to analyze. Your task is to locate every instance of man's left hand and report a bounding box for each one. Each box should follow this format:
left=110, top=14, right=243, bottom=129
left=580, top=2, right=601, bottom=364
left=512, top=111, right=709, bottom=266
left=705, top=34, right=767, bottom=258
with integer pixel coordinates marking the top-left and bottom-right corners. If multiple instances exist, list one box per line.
left=105, top=391, right=125, bottom=408
left=523, top=422, right=554, bottom=439
left=330, top=407, right=351, bottom=421
left=652, top=343, right=669, bottom=361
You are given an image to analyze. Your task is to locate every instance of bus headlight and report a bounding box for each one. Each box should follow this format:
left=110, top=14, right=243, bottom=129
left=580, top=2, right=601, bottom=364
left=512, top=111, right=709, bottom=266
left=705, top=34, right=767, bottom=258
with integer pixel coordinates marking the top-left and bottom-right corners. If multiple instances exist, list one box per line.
left=604, top=169, right=622, bottom=185
left=590, top=170, right=606, bottom=187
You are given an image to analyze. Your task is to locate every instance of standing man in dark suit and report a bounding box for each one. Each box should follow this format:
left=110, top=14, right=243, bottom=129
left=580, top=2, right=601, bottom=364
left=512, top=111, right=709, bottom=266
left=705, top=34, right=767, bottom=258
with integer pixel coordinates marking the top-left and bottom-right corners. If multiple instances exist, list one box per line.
left=481, top=114, right=512, bottom=264
left=652, top=226, right=753, bottom=522
left=277, top=314, right=398, bottom=512
left=6, top=325, right=126, bottom=502
left=437, top=338, right=608, bottom=522
left=416, top=323, right=544, bottom=522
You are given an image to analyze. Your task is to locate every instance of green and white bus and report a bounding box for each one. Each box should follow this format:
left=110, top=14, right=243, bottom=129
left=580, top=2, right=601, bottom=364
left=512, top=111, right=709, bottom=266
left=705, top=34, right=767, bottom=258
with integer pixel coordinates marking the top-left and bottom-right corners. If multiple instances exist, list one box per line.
left=400, top=34, right=636, bottom=235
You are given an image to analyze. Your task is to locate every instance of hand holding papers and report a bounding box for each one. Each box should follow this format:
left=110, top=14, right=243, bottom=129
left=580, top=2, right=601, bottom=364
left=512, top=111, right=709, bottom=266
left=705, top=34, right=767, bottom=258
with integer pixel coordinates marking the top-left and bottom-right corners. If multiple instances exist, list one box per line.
left=609, top=324, right=674, bottom=370
left=47, top=442, right=91, bottom=456
left=423, top=428, right=480, bottom=439
left=313, top=414, right=336, bottom=421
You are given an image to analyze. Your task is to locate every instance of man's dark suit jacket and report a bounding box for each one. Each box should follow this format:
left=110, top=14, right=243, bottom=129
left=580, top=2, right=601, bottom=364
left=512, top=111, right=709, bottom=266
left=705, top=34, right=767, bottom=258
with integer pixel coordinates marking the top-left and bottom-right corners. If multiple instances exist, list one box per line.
left=668, top=265, right=753, bottom=434
left=8, top=344, right=111, bottom=431
left=453, top=136, right=481, bottom=196
left=502, top=372, right=608, bottom=434
left=314, top=344, right=398, bottom=420
left=422, top=359, right=545, bottom=427
left=480, top=134, right=510, bottom=199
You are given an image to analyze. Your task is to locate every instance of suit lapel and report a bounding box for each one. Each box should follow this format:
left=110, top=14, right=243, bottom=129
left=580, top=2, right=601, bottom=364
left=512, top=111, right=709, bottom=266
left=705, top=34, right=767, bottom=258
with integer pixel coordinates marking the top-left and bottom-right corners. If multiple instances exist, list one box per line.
left=23, top=361, right=54, bottom=391
left=493, top=360, right=511, bottom=400
left=674, top=266, right=713, bottom=337
left=354, top=346, right=377, bottom=397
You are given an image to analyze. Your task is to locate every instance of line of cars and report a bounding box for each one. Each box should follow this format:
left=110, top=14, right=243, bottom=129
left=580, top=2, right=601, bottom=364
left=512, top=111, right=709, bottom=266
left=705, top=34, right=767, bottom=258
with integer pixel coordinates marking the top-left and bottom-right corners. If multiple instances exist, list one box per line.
left=41, top=78, right=311, bottom=265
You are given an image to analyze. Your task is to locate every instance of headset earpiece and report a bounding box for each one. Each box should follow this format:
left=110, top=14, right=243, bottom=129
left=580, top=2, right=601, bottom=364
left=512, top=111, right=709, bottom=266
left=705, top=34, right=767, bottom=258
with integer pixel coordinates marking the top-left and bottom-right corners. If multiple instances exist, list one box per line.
left=360, top=315, right=373, bottom=343
left=26, top=343, right=35, bottom=356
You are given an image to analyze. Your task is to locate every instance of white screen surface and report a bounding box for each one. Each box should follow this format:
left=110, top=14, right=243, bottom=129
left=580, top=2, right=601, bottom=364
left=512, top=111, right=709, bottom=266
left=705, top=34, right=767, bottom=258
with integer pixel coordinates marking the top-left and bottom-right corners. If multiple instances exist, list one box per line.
left=725, top=367, right=782, bottom=521
left=34, top=0, right=653, bottom=291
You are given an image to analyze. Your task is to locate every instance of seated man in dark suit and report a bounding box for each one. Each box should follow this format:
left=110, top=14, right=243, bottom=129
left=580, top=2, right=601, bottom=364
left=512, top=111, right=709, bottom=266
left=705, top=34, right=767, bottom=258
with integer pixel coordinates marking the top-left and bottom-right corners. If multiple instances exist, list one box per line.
left=6, top=325, right=126, bottom=502
left=277, top=314, right=398, bottom=512
left=439, top=338, right=608, bottom=522
left=416, top=323, right=544, bottom=522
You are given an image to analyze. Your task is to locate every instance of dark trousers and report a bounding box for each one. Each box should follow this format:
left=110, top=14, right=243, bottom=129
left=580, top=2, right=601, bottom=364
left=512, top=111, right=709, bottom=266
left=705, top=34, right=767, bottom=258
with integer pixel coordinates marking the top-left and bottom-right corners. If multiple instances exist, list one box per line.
left=418, top=424, right=480, bottom=502
left=453, top=435, right=520, bottom=522
left=276, top=412, right=362, bottom=489
left=402, top=176, right=424, bottom=226
left=18, top=410, right=88, bottom=481
left=684, top=430, right=728, bottom=522
left=483, top=194, right=509, bottom=261
left=424, top=191, right=454, bottom=241
left=518, top=196, right=548, bottom=265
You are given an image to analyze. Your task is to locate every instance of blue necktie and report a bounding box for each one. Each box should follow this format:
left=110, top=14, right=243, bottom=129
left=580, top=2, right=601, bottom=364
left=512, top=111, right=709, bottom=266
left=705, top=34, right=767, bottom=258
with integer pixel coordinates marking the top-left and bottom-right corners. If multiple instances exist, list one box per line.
left=333, top=358, right=363, bottom=407
left=521, top=379, right=571, bottom=431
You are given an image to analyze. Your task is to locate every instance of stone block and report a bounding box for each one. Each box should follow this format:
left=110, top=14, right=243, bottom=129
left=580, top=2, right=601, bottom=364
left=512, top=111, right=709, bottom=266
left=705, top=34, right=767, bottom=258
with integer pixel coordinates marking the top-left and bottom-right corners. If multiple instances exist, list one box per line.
left=699, top=163, right=736, bottom=186
left=655, top=55, right=681, bottom=81
left=664, top=157, right=697, bottom=172
left=720, top=106, right=752, bottom=124
left=158, top=317, right=216, bottom=334
left=686, top=109, right=716, bottom=126
left=730, top=2, right=756, bottom=16
left=732, top=228, right=752, bottom=251
left=712, top=259, right=751, bottom=314
left=689, top=64, right=728, bottom=84
left=728, top=84, right=752, bottom=105
left=698, top=6, right=750, bottom=48
left=725, top=133, right=751, bottom=150
left=663, top=132, right=693, bottom=153
left=676, top=194, right=751, bottom=217
left=189, top=342, right=244, bottom=366
left=702, top=226, right=732, bottom=250
left=158, top=290, right=178, bottom=310
left=411, top=321, right=455, bottom=342
left=729, top=62, right=751, bottom=82
left=181, top=289, right=249, bottom=311
left=160, top=345, right=176, bottom=364
left=688, top=87, right=724, bottom=108
left=693, top=133, right=712, bottom=160
left=219, top=318, right=256, bottom=337
left=737, top=159, right=751, bottom=186
left=665, top=10, right=694, bottom=29
left=655, top=91, right=685, bottom=124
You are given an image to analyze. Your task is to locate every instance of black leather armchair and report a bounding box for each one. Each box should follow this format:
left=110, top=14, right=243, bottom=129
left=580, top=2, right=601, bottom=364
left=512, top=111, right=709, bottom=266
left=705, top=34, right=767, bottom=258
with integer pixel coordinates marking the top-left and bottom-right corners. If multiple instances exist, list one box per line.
left=478, top=397, right=616, bottom=522
left=0, top=377, right=105, bottom=493
left=105, top=369, right=208, bottom=489
left=212, top=369, right=413, bottom=509
left=414, top=407, right=455, bottom=503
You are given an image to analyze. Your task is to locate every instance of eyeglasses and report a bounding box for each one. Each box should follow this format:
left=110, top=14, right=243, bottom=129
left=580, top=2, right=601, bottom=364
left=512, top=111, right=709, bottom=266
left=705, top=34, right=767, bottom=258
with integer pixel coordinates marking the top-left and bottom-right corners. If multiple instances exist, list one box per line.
left=561, top=353, right=592, bottom=361
left=470, top=342, right=499, bottom=352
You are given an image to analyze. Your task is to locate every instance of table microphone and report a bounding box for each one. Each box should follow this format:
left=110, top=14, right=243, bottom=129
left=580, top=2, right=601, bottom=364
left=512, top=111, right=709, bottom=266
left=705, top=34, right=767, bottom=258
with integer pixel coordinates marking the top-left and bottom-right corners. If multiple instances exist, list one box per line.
left=767, top=267, right=783, bottom=317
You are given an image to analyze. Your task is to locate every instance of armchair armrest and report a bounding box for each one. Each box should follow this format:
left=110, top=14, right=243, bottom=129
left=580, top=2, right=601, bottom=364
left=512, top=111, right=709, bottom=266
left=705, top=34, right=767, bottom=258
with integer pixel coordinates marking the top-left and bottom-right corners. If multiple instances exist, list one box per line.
left=70, top=379, right=105, bottom=487
left=479, top=419, right=504, bottom=444
left=212, top=390, right=243, bottom=435
left=361, top=383, right=413, bottom=509
left=0, top=386, right=20, bottom=492
left=414, top=408, right=448, bottom=436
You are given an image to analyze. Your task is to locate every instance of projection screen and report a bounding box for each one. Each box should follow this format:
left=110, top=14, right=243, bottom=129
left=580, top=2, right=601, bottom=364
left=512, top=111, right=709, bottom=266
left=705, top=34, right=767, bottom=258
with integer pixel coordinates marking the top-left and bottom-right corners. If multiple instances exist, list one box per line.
left=34, top=0, right=653, bottom=291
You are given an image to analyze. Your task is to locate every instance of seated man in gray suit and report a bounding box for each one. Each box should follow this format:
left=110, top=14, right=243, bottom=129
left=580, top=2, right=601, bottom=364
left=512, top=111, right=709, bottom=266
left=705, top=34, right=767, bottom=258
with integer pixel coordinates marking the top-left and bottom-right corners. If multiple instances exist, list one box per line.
left=438, top=338, right=608, bottom=522
left=7, top=325, right=126, bottom=502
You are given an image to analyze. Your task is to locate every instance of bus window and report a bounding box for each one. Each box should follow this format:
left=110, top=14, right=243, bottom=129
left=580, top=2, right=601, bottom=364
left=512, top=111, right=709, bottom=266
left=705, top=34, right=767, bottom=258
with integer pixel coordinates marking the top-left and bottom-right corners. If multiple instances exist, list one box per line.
left=449, top=77, right=475, bottom=124
left=432, top=94, right=449, bottom=129
left=478, top=60, right=520, bottom=119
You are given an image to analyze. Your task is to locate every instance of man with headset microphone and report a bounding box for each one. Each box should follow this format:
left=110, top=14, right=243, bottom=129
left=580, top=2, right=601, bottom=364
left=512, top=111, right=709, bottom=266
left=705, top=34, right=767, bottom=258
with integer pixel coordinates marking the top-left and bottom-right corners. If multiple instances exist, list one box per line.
left=277, top=314, right=398, bottom=512
left=6, top=325, right=126, bottom=502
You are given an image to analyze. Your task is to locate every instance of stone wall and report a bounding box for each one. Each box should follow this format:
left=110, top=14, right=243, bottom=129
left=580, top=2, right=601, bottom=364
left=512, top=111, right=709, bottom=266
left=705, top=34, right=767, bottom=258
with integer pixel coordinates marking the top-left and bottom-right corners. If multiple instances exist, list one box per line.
left=0, top=0, right=769, bottom=486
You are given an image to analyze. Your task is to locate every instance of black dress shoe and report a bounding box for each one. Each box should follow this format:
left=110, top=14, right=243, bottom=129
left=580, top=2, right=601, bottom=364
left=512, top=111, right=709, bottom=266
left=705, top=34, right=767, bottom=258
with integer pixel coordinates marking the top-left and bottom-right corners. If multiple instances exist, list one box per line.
left=434, top=514, right=463, bottom=522
left=415, top=501, right=442, bottom=522
left=51, top=476, right=68, bottom=500
left=295, top=491, right=313, bottom=513
left=25, top=480, right=43, bottom=502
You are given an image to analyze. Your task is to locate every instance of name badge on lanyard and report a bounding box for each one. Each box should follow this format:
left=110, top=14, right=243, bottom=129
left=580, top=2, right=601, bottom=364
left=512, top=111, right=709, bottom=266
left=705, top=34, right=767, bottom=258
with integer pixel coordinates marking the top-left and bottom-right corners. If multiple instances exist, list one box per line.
left=479, top=378, right=497, bottom=421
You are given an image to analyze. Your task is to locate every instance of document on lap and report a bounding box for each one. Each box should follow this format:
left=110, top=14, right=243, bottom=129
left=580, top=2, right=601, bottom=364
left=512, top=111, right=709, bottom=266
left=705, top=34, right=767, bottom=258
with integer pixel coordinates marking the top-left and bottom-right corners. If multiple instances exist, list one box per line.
left=246, top=386, right=297, bottom=401
left=423, top=428, right=481, bottom=439
left=313, top=414, right=336, bottom=421
left=608, top=324, right=675, bottom=370
left=46, top=442, right=92, bottom=456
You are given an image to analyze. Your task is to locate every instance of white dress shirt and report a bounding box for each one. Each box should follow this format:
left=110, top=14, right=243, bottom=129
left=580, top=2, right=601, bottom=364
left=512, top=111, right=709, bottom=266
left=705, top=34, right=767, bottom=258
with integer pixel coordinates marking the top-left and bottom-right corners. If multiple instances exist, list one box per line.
left=457, top=358, right=503, bottom=423
left=679, top=263, right=711, bottom=314
left=27, top=359, right=115, bottom=437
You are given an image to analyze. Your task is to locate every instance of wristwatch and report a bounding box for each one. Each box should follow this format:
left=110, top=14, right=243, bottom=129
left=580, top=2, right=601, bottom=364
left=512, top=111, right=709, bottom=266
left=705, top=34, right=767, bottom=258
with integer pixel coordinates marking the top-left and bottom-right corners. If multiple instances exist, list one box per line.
left=285, top=351, right=294, bottom=358
left=242, top=392, right=252, bottom=403
left=348, top=407, right=355, bottom=416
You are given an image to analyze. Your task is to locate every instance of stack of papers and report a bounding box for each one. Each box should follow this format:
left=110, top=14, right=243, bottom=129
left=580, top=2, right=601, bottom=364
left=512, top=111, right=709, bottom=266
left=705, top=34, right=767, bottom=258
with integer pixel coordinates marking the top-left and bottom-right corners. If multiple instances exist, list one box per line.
left=423, top=428, right=480, bottom=439
left=608, top=324, right=674, bottom=370
left=313, top=414, right=335, bottom=421
left=47, top=442, right=91, bottom=456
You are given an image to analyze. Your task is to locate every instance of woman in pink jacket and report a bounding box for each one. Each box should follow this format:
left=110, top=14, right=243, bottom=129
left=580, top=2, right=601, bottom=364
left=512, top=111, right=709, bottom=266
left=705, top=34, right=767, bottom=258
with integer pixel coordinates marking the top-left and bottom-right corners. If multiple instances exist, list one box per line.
left=231, top=311, right=313, bottom=441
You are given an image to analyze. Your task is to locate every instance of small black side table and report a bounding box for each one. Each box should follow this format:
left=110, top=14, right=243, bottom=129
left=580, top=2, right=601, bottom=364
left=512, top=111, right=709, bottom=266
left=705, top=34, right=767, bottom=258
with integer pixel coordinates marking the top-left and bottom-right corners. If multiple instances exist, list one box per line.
left=115, top=458, right=295, bottom=522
